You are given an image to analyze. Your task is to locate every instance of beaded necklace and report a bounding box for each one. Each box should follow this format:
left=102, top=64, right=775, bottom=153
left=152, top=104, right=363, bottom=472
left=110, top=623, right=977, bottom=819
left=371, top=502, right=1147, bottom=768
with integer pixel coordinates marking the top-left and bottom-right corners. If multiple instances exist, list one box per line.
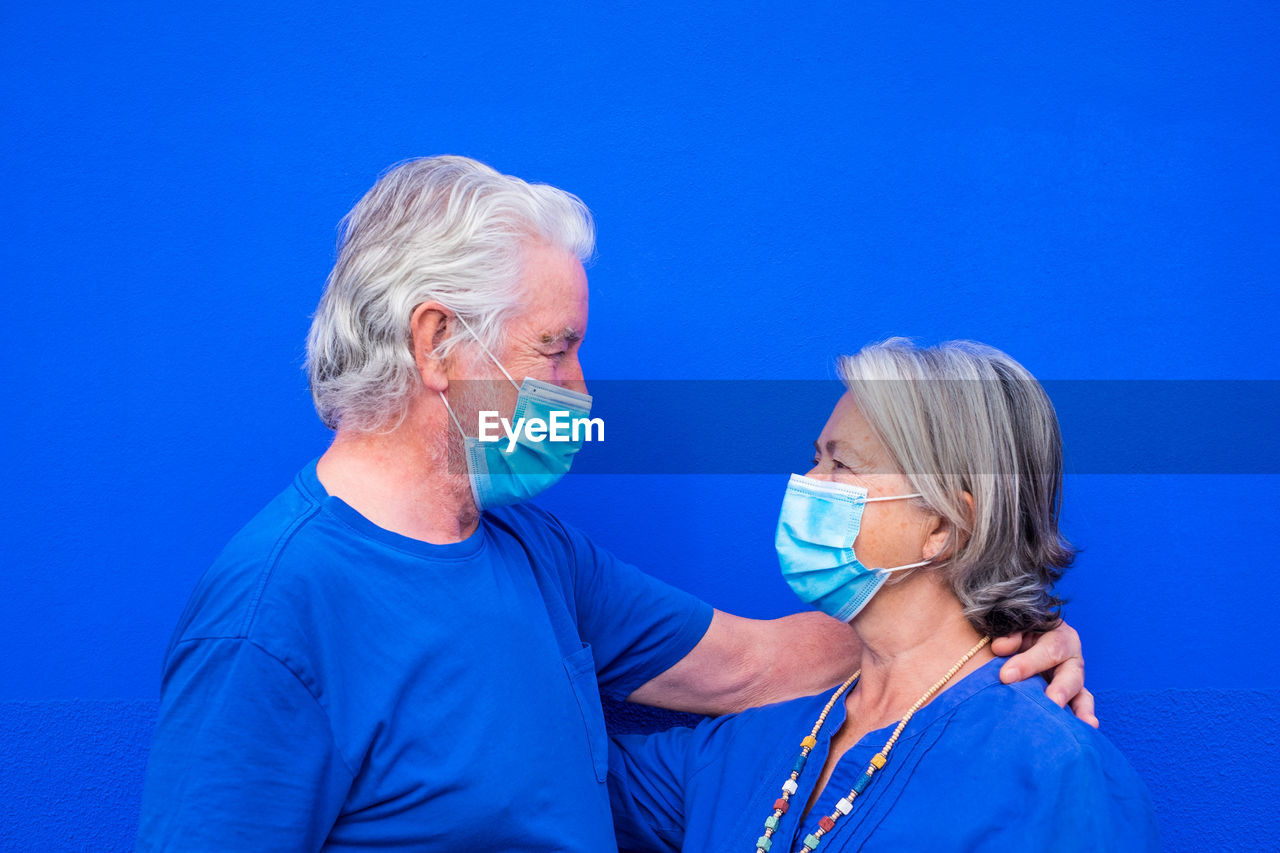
left=753, top=636, right=991, bottom=852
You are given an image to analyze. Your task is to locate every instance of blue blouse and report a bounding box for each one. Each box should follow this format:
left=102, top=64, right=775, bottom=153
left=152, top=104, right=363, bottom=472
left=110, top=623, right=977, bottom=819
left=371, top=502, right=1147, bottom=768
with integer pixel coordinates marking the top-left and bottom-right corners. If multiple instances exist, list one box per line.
left=610, top=658, right=1159, bottom=852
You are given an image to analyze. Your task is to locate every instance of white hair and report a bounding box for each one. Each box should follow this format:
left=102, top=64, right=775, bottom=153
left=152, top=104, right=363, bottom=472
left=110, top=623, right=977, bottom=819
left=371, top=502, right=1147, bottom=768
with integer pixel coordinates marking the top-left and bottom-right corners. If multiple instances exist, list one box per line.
left=306, top=156, right=595, bottom=431
left=838, top=338, right=1075, bottom=636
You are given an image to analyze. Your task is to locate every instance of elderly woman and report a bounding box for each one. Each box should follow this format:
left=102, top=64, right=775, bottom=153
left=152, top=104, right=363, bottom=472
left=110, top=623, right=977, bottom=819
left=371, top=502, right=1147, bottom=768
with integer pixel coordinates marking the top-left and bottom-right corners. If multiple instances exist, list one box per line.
left=609, top=339, right=1158, bottom=852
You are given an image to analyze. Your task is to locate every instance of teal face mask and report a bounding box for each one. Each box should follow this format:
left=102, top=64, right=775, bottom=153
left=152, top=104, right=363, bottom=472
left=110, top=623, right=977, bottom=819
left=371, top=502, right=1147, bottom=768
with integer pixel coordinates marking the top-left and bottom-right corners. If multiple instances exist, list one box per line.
left=439, top=322, right=593, bottom=511
left=776, top=473, right=927, bottom=622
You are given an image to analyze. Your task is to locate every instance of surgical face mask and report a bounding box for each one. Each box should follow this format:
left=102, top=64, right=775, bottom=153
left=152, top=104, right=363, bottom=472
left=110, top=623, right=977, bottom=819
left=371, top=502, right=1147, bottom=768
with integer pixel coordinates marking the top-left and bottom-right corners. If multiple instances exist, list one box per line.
left=776, top=473, right=928, bottom=622
left=438, top=320, right=593, bottom=511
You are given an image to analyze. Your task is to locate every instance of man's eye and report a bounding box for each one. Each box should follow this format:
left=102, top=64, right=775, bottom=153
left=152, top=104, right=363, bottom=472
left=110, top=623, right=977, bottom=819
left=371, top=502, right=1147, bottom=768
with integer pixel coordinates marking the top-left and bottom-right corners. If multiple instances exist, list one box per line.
left=833, top=459, right=850, bottom=470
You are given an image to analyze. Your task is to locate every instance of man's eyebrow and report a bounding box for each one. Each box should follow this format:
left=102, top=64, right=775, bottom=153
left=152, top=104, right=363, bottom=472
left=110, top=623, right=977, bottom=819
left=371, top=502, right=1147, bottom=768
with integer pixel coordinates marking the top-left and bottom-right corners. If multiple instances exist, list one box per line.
left=539, top=328, right=582, bottom=346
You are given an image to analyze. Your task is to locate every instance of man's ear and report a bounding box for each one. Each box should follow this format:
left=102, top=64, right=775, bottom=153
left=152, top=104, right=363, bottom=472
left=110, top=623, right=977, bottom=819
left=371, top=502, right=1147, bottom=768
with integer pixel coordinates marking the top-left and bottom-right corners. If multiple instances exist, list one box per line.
left=410, top=302, right=453, bottom=393
left=922, top=491, right=975, bottom=562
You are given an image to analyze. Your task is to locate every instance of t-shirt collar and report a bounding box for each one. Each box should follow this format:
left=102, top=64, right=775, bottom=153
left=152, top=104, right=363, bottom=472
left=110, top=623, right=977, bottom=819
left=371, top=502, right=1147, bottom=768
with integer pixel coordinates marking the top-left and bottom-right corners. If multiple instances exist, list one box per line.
left=295, top=458, right=488, bottom=560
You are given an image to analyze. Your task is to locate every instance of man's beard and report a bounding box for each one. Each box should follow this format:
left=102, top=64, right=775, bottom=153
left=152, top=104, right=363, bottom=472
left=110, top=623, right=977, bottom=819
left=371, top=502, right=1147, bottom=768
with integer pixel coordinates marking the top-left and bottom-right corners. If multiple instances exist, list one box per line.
left=442, top=377, right=520, bottom=486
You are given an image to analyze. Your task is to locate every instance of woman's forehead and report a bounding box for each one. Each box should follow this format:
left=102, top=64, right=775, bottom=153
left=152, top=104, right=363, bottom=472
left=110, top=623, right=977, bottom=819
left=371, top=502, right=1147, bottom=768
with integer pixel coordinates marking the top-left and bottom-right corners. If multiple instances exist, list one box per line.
left=821, top=393, right=869, bottom=441
left=819, top=394, right=894, bottom=471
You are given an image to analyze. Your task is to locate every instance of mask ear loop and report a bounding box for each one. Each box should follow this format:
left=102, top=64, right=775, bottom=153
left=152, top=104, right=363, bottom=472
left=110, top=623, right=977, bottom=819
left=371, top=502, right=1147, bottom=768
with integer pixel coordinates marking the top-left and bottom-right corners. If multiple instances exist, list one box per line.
left=452, top=313, right=520, bottom=391
left=436, top=390, right=485, bottom=512
left=430, top=311, right=511, bottom=435
left=881, top=558, right=931, bottom=574
left=437, top=392, right=467, bottom=437
left=862, top=492, right=930, bottom=573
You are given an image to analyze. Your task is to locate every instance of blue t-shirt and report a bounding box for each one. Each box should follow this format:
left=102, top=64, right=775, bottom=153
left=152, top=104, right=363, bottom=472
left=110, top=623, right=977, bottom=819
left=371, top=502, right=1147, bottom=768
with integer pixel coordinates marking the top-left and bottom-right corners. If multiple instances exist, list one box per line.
left=610, top=658, right=1159, bottom=852
left=136, top=461, right=713, bottom=852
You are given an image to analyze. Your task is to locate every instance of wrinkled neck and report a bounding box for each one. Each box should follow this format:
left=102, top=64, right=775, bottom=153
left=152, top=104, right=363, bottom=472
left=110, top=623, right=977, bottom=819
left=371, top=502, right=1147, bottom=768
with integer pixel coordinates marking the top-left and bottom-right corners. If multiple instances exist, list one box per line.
left=847, top=573, right=991, bottom=722
left=317, top=395, right=478, bottom=543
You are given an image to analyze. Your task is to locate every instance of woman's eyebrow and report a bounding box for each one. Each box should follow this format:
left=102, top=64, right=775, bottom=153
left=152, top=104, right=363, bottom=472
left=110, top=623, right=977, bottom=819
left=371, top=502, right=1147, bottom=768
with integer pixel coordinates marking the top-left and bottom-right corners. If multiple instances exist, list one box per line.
left=815, top=440, right=849, bottom=459
left=824, top=439, right=875, bottom=469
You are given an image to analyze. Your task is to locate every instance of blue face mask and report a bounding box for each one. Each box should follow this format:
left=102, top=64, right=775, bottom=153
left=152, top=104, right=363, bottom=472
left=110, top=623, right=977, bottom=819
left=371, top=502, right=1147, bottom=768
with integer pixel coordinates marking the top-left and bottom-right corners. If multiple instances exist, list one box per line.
left=776, top=473, right=928, bottom=622
left=439, top=322, right=593, bottom=512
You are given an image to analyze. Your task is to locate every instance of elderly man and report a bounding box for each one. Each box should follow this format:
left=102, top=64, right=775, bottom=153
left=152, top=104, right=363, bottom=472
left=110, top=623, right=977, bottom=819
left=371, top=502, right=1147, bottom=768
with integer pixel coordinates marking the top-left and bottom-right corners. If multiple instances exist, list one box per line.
left=136, top=156, right=1090, bottom=851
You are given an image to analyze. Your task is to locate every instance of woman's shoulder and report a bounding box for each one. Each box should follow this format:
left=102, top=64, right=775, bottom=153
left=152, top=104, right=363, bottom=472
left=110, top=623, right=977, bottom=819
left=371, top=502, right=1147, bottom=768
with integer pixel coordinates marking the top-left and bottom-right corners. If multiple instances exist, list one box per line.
left=677, top=689, right=846, bottom=779
left=945, top=663, right=1155, bottom=812
left=698, top=688, right=838, bottom=739
left=942, top=662, right=1122, bottom=764
left=609, top=689, right=842, bottom=813
left=959, top=665, right=1123, bottom=760
left=907, top=661, right=1161, bottom=849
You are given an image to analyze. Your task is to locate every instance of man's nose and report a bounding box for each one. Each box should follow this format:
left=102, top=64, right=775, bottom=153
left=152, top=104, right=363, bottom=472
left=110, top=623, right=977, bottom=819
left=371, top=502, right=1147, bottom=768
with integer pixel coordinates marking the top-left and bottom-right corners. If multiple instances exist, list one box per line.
left=562, top=354, right=587, bottom=395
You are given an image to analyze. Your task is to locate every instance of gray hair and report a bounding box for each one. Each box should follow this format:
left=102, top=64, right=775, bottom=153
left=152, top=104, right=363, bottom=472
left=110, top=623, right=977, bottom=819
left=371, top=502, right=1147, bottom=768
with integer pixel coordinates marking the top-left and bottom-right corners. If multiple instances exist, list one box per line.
left=306, top=155, right=595, bottom=431
left=838, top=338, right=1074, bottom=636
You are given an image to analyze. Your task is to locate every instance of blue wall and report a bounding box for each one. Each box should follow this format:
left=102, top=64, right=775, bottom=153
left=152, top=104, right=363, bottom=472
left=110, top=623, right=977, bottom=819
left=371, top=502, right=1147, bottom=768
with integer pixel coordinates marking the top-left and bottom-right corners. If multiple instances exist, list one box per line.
left=2, top=1, right=1277, bottom=849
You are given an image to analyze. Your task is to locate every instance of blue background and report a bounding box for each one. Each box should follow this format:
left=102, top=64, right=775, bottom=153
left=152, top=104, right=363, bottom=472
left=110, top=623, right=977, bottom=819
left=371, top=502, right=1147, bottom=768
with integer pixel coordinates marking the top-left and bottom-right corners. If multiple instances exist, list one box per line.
left=2, top=1, right=1277, bottom=850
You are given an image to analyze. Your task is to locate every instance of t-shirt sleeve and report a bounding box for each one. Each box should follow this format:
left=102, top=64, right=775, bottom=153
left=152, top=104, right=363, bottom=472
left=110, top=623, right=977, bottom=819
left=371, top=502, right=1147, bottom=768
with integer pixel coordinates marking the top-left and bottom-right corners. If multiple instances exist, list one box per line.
left=135, top=637, right=355, bottom=852
left=555, top=518, right=714, bottom=701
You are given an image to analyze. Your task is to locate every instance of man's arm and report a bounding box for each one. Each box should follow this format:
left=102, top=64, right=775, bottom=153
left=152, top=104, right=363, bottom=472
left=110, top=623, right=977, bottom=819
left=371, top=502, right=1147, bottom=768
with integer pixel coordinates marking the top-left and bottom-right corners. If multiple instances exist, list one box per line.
left=136, top=638, right=353, bottom=851
left=625, top=610, right=857, bottom=715
left=627, top=609, right=1094, bottom=724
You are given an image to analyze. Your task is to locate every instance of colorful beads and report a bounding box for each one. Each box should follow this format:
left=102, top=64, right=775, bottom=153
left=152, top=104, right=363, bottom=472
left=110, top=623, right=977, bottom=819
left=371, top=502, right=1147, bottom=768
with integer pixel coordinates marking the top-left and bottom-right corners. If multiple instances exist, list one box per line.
left=774, top=798, right=789, bottom=814
left=803, top=832, right=822, bottom=850
left=870, top=752, right=887, bottom=769
left=755, top=835, right=772, bottom=851
left=782, top=779, right=798, bottom=795
left=835, top=797, right=853, bottom=815
left=818, top=816, right=835, bottom=832
left=852, top=772, right=873, bottom=794
left=793, top=753, right=808, bottom=773
left=801, top=735, right=817, bottom=750
left=764, top=815, right=779, bottom=831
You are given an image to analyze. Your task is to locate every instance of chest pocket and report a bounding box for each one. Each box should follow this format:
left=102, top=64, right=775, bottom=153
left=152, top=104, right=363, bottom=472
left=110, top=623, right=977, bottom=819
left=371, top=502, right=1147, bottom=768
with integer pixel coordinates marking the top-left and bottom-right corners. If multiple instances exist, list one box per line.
left=563, top=643, right=608, bottom=783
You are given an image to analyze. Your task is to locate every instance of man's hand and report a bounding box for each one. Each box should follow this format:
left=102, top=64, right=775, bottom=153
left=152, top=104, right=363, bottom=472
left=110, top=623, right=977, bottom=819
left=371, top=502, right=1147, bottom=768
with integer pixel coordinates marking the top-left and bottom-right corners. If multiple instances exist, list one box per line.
left=993, top=620, right=1098, bottom=728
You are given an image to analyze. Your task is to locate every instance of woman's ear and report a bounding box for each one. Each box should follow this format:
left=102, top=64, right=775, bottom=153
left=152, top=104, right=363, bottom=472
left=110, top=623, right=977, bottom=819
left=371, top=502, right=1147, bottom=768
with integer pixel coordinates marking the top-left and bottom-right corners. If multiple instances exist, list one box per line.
left=922, top=491, right=975, bottom=562
left=921, top=514, right=951, bottom=563
left=410, top=302, right=452, bottom=393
